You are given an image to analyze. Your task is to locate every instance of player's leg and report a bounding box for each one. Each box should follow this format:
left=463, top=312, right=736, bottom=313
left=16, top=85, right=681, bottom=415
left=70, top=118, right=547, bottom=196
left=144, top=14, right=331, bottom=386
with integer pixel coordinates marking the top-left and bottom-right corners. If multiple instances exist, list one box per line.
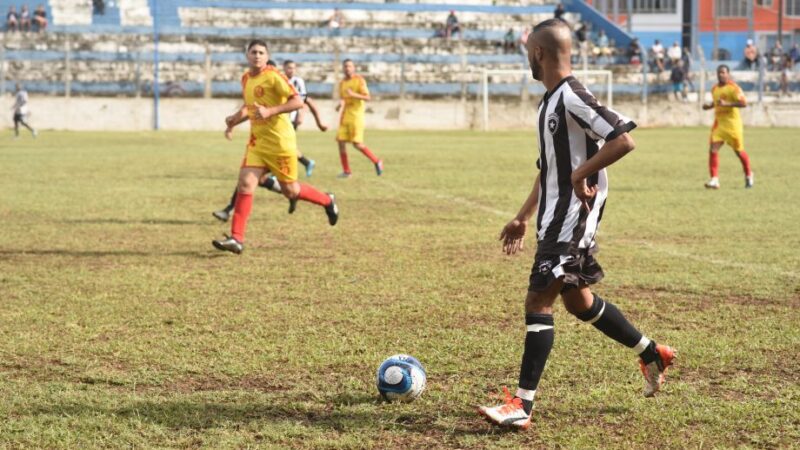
left=560, top=254, right=674, bottom=397
left=296, top=150, right=316, bottom=178
left=212, top=186, right=239, bottom=222
left=337, top=139, right=351, bottom=178
left=272, top=154, right=338, bottom=225
left=13, top=114, right=21, bottom=137
left=305, top=97, right=328, bottom=131
left=705, top=140, right=724, bottom=189
left=212, top=167, right=264, bottom=253
left=18, top=116, right=35, bottom=136
left=478, top=258, right=563, bottom=430
left=352, top=121, right=383, bottom=176
left=729, top=134, right=753, bottom=188
left=258, top=172, right=282, bottom=194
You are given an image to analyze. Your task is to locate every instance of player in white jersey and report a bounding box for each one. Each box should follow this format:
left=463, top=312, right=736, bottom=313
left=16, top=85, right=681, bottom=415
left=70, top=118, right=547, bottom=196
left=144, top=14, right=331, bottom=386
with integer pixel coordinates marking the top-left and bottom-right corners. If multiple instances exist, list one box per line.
left=478, top=19, right=675, bottom=431
left=11, top=83, right=37, bottom=139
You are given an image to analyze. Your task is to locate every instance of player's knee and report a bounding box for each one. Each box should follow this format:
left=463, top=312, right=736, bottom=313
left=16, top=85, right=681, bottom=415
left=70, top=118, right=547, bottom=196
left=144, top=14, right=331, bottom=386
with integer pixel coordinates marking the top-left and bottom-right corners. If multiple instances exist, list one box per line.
left=524, top=291, right=556, bottom=314
left=280, top=182, right=300, bottom=199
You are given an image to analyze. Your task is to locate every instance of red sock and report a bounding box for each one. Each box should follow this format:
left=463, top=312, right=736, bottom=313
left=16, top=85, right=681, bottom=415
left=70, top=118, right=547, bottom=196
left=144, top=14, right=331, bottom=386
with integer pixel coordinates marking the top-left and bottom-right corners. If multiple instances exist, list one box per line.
left=231, top=192, right=253, bottom=242
left=339, top=151, right=351, bottom=174
left=737, top=151, right=752, bottom=176
left=709, top=152, right=719, bottom=178
left=357, top=145, right=379, bottom=164
left=297, top=183, right=331, bottom=206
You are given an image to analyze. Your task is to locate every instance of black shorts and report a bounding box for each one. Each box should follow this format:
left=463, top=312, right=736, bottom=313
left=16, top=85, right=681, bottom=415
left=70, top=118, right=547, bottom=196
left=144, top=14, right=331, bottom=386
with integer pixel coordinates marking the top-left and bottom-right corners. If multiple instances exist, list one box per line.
left=13, top=112, right=23, bottom=122
left=528, top=251, right=604, bottom=293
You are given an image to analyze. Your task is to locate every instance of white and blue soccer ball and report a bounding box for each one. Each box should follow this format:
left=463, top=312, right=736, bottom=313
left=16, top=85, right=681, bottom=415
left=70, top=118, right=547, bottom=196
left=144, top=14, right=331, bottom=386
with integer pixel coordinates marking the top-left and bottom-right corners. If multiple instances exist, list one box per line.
left=376, top=354, right=427, bottom=402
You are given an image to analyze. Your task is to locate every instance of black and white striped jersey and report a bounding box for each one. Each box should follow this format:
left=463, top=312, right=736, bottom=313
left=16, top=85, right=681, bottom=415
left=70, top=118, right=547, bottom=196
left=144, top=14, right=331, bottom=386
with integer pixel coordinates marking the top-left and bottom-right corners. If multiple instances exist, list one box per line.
left=535, top=75, right=636, bottom=256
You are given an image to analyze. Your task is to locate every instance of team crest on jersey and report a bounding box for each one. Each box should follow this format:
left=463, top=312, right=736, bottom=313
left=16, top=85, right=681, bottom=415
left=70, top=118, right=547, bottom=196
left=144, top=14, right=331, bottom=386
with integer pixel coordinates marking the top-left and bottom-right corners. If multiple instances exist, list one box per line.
left=547, top=113, right=559, bottom=134
left=254, top=86, right=264, bottom=97
left=537, top=260, right=553, bottom=274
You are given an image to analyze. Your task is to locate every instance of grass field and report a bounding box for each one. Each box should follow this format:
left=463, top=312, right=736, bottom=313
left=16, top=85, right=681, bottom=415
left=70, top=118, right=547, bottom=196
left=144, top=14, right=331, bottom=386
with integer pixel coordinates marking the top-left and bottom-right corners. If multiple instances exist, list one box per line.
left=1, top=127, right=799, bottom=449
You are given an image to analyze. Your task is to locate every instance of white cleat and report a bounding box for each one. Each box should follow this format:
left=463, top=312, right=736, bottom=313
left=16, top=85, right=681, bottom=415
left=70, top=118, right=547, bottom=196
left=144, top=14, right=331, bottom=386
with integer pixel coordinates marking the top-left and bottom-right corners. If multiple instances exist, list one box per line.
left=477, top=387, right=532, bottom=430
left=704, top=177, right=720, bottom=189
left=745, top=173, right=754, bottom=189
left=640, top=344, right=676, bottom=397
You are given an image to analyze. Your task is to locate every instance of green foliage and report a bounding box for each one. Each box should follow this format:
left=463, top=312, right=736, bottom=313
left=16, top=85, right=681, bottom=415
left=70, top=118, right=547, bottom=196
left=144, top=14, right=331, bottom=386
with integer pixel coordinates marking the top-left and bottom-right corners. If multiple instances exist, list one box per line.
left=0, top=128, right=798, bottom=448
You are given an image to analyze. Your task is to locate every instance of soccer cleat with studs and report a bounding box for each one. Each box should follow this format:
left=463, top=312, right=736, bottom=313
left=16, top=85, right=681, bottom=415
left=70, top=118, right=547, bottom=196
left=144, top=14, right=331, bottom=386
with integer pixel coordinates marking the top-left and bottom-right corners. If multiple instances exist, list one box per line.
left=704, top=177, right=720, bottom=189
left=288, top=198, right=298, bottom=214
left=640, top=344, right=676, bottom=397
left=305, top=159, right=316, bottom=178
left=212, top=209, right=231, bottom=222
left=212, top=235, right=244, bottom=254
left=477, top=387, right=532, bottom=430
left=325, top=193, right=339, bottom=226
left=375, top=160, right=384, bottom=176
left=745, top=173, right=754, bottom=189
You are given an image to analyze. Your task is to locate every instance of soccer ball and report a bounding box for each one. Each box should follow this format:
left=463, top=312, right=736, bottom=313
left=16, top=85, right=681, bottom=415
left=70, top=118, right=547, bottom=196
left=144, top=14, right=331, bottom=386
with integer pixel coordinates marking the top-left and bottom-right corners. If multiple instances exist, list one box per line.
left=376, top=354, right=427, bottom=402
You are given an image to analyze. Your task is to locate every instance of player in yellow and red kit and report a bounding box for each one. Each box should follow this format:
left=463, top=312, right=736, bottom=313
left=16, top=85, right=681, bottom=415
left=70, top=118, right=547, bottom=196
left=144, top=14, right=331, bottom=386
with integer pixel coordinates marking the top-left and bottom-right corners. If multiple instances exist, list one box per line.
left=702, top=65, right=753, bottom=189
left=212, top=40, right=339, bottom=254
left=335, top=59, right=383, bottom=178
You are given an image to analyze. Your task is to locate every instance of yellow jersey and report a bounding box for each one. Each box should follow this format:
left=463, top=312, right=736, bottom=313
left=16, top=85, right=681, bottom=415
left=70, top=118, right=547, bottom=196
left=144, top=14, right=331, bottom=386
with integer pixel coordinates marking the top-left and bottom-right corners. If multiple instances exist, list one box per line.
left=711, top=81, right=745, bottom=131
left=339, top=74, right=369, bottom=123
left=241, top=66, right=298, bottom=154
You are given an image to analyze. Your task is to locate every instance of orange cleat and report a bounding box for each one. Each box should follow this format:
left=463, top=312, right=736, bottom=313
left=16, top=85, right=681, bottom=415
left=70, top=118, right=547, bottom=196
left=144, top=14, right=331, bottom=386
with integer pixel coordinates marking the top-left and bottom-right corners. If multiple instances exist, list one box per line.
left=478, top=387, right=532, bottom=430
left=640, top=344, right=676, bottom=397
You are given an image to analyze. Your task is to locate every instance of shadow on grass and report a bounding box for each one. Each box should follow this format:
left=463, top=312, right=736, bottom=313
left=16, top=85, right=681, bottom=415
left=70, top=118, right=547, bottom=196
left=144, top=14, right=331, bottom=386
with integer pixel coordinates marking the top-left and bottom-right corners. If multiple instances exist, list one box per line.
left=22, top=395, right=507, bottom=438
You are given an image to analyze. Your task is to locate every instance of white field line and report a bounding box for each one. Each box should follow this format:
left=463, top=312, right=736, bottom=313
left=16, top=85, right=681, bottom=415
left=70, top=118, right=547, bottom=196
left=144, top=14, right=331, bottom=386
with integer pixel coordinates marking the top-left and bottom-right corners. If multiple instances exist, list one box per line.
left=380, top=179, right=800, bottom=281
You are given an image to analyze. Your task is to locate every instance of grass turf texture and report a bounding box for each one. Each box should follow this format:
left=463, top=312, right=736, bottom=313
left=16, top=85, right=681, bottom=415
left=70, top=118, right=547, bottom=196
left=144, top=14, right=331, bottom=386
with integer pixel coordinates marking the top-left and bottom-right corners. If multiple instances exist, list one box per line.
left=1, top=128, right=798, bottom=449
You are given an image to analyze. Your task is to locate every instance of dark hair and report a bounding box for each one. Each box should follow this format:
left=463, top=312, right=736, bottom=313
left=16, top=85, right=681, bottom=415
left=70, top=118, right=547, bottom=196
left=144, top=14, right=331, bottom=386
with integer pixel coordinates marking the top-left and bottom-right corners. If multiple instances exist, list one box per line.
left=532, top=18, right=567, bottom=34
left=266, top=60, right=277, bottom=67
left=343, top=58, right=353, bottom=65
left=717, top=64, right=730, bottom=73
left=246, top=39, right=268, bottom=52
left=283, top=59, right=295, bottom=66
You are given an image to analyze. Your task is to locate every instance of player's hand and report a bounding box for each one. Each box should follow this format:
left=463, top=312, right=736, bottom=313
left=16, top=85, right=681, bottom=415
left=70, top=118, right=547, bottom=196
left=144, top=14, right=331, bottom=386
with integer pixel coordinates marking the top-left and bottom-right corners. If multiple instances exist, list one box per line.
left=499, top=218, right=528, bottom=255
left=702, top=102, right=714, bottom=110
left=571, top=175, right=597, bottom=212
left=345, top=88, right=355, bottom=97
left=335, top=104, right=341, bottom=112
left=224, top=127, right=233, bottom=141
left=254, top=103, right=272, bottom=120
left=225, top=115, right=236, bottom=127
left=718, top=99, right=731, bottom=107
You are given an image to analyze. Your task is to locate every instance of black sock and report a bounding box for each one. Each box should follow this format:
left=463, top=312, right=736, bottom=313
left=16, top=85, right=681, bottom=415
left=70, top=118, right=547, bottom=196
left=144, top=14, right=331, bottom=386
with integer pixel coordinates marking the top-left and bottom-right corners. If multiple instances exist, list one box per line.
left=575, top=294, right=646, bottom=349
left=298, top=156, right=310, bottom=167
left=518, top=313, right=554, bottom=414
left=224, top=188, right=237, bottom=213
left=259, top=177, right=281, bottom=194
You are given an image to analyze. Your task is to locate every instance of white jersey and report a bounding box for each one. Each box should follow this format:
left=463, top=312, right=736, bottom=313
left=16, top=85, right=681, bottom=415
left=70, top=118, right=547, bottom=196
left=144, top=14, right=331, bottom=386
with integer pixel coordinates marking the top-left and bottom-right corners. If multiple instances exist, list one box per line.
left=288, top=75, right=307, bottom=125
left=534, top=75, right=636, bottom=256
left=13, top=90, right=29, bottom=115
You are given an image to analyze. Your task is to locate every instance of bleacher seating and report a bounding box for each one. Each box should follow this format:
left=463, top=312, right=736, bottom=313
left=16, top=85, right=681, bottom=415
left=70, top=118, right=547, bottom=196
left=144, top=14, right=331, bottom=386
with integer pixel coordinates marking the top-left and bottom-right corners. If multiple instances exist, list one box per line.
left=2, top=0, right=638, bottom=97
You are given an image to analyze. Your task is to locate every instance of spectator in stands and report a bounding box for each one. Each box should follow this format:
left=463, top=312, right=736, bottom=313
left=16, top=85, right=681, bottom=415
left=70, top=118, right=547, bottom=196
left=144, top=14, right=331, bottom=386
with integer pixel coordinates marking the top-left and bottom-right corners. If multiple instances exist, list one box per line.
left=627, top=37, right=641, bottom=65
left=32, top=4, right=46, bottom=32
left=502, top=28, right=516, bottom=54
left=575, top=22, right=588, bottom=68
left=780, top=55, right=792, bottom=96
left=327, top=8, right=345, bottom=29
left=20, top=5, right=31, bottom=31
left=743, top=39, right=758, bottom=70
left=682, top=46, right=695, bottom=92
left=93, top=0, right=105, bottom=15
left=770, top=40, right=783, bottom=71
left=790, top=44, right=799, bottom=64
left=554, top=3, right=565, bottom=21
left=445, top=10, right=461, bottom=41
left=519, top=27, right=530, bottom=54
left=667, top=41, right=681, bottom=67
left=6, top=5, right=19, bottom=32
left=651, top=39, right=665, bottom=72
left=670, top=60, right=687, bottom=101
left=593, top=29, right=611, bottom=64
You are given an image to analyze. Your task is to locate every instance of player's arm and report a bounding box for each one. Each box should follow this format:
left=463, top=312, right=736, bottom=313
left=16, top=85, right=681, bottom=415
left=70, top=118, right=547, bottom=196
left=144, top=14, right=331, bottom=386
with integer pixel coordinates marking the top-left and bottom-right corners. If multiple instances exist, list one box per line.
left=718, top=93, right=747, bottom=108
left=345, top=88, right=370, bottom=101
left=335, top=99, right=344, bottom=112
left=571, top=133, right=635, bottom=211
left=500, top=172, right=540, bottom=255
left=254, top=95, right=303, bottom=120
